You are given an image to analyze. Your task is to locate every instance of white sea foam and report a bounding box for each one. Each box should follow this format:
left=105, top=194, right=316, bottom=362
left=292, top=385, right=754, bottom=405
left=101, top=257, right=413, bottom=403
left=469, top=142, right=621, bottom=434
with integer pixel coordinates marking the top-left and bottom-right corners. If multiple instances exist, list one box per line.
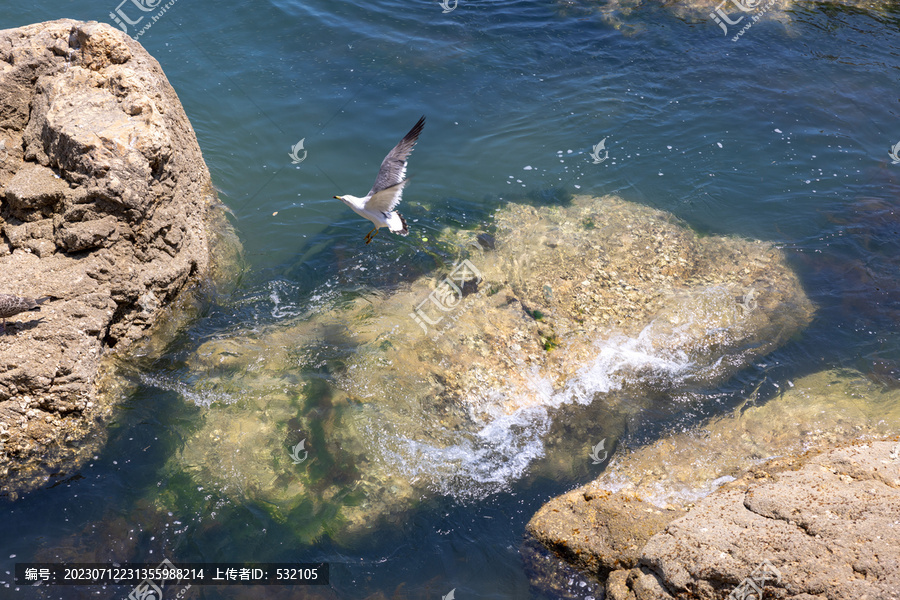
left=559, top=326, right=698, bottom=407
left=376, top=306, right=745, bottom=500
left=381, top=404, right=551, bottom=500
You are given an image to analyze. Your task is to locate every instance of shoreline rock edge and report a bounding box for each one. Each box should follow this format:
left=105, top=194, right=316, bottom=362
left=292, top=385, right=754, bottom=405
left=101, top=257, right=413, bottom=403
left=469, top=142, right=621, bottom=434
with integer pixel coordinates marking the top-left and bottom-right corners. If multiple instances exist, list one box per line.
left=0, top=19, right=242, bottom=499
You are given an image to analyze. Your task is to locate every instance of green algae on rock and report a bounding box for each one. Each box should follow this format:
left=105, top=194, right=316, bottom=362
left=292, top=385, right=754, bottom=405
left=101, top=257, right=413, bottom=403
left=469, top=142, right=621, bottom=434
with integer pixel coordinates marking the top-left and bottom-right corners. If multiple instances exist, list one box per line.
left=583, top=368, right=900, bottom=509
left=161, top=194, right=813, bottom=541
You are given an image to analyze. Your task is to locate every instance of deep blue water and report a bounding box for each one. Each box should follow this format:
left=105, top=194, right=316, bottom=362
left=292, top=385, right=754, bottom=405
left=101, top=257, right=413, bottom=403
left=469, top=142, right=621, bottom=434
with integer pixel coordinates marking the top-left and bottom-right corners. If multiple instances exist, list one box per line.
left=2, top=0, right=900, bottom=598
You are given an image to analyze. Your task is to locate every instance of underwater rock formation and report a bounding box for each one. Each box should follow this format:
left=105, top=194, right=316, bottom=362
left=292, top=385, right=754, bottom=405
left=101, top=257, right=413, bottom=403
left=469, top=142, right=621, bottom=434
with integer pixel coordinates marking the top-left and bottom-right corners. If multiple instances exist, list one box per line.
left=0, top=20, right=239, bottom=498
left=568, top=0, right=899, bottom=36
left=170, top=194, right=813, bottom=541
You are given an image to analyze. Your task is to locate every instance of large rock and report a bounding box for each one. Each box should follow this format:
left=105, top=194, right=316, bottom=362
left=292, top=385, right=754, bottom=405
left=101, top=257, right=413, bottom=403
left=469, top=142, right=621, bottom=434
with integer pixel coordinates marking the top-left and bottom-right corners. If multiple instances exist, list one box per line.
left=159, top=194, right=812, bottom=541
left=0, top=20, right=240, bottom=499
left=527, top=489, right=685, bottom=576
left=626, top=440, right=900, bottom=599
left=525, top=369, right=900, bottom=598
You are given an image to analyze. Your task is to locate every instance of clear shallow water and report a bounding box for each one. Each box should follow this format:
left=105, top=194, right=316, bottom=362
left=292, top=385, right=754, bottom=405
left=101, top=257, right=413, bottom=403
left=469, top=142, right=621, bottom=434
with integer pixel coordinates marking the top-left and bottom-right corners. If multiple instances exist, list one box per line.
left=2, top=0, right=900, bottom=598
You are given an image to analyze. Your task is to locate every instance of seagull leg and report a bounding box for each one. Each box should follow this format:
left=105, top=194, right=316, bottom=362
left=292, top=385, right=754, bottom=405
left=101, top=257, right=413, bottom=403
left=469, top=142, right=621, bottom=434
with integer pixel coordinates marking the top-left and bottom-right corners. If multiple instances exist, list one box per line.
left=364, top=227, right=379, bottom=244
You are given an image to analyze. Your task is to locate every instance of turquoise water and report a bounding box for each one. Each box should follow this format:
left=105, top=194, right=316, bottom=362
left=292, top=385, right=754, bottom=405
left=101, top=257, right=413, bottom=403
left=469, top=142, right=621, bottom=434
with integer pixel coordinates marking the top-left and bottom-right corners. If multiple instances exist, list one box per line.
left=2, top=0, right=900, bottom=598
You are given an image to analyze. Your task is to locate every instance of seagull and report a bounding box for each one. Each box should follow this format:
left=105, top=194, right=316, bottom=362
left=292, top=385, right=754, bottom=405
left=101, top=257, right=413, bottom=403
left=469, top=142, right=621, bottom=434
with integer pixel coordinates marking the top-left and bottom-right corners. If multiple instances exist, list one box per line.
left=334, top=115, right=425, bottom=244
left=0, top=294, right=50, bottom=333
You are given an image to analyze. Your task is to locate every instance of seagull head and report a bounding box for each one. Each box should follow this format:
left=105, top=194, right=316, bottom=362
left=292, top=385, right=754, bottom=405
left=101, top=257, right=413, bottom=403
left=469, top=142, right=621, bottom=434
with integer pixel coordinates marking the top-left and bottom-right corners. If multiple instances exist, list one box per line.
left=334, top=194, right=364, bottom=209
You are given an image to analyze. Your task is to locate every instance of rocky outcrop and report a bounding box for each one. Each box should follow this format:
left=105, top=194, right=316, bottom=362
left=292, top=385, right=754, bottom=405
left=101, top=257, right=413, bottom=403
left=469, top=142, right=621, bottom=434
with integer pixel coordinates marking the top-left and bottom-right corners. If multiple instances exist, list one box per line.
left=528, top=489, right=685, bottom=576
left=153, top=194, right=812, bottom=542
left=525, top=370, right=900, bottom=598
left=615, top=440, right=900, bottom=599
left=0, top=20, right=240, bottom=498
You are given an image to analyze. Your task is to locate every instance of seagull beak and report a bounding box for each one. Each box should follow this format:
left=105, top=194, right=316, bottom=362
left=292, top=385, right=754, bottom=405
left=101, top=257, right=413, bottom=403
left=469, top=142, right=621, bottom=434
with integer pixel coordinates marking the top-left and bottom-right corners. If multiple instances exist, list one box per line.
left=333, top=195, right=341, bottom=200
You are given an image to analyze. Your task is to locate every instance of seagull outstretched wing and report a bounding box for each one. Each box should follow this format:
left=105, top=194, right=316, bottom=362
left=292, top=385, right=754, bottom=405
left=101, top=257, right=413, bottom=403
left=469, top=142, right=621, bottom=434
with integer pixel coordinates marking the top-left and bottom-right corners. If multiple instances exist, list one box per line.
left=365, top=115, right=425, bottom=213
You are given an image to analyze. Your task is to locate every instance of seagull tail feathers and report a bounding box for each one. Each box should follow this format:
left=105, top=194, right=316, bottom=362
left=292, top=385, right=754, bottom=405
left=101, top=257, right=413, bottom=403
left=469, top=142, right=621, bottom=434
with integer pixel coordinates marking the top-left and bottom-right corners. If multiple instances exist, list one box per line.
left=387, top=212, right=409, bottom=236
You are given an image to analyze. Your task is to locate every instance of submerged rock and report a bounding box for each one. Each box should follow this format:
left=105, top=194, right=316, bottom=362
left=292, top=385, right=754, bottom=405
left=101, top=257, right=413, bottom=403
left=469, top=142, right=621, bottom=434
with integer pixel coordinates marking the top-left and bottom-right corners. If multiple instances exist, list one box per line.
left=525, top=369, right=900, bottom=596
left=569, top=0, right=898, bottom=35
left=0, top=20, right=240, bottom=498
left=575, top=368, right=900, bottom=510
left=167, top=194, right=812, bottom=541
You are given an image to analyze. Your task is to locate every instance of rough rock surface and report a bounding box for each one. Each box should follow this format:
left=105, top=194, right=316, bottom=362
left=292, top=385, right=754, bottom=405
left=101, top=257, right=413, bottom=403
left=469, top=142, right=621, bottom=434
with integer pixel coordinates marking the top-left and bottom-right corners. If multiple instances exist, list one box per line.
left=0, top=19, right=238, bottom=498
left=617, top=441, right=900, bottom=600
left=526, top=370, right=900, bottom=599
left=527, top=489, right=685, bottom=576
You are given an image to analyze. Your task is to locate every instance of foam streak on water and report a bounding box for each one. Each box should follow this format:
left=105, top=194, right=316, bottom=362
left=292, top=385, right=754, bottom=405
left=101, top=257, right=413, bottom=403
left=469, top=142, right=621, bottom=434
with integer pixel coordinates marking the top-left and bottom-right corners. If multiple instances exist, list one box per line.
left=139, top=372, right=241, bottom=408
